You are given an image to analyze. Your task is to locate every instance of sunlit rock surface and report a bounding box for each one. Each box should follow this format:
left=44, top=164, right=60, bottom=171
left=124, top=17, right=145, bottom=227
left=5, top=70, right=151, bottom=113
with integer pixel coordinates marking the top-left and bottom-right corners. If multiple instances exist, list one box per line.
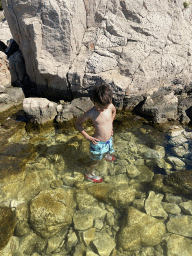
left=29, top=188, right=75, bottom=238
left=118, top=207, right=166, bottom=251
left=3, top=0, right=192, bottom=101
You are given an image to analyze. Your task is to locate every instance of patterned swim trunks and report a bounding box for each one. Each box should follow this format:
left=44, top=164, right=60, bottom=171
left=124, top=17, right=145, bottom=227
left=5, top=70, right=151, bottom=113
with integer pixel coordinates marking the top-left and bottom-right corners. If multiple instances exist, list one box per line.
left=89, top=137, right=115, bottom=161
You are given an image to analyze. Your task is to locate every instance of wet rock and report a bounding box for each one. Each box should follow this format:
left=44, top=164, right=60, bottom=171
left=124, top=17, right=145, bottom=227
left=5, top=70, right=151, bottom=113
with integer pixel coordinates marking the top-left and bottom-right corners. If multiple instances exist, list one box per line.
left=46, top=235, right=65, bottom=254
left=167, top=156, right=185, bottom=171
left=179, top=201, right=192, bottom=215
left=66, top=228, right=78, bottom=250
left=0, top=236, right=19, bottom=256
left=165, top=194, right=183, bottom=204
left=73, top=209, right=94, bottom=231
left=92, top=232, right=116, bottom=256
left=23, top=98, right=58, bottom=124
left=118, top=207, right=166, bottom=251
left=164, top=170, right=192, bottom=196
left=73, top=206, right=107, bottom=231
left=161, top=202, right=181, bottom=215
left=106, top=212, right=115, bottom=226
left=75, top=189, right=98, bottom=210
left=167, top=215, right=192, bottom=237
left=126, top=164, right=140, bottom=178
left=94, top=219, right=104, bottom=230
left=82, top=228, right=95, bottom=246
left=145, top=191, right=168, bottom=219
left=0, top=143, right=36, bottom=185
left=29, top=188, right=74, bottom=238
left=168, top=134, right=188, bottom=147
left=50, top=179, right=63, bottom=189
left=166, top=234, right=192, bottom=256
left=18, top=231, right=46, bottom=255
left=0, top=207, right=15, bottom=250
left=132, top=198, right=145, bottom=212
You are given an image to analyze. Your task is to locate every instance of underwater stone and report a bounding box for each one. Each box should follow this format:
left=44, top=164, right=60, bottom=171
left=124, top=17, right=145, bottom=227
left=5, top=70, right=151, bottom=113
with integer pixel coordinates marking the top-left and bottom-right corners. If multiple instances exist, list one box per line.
left=94, top=219, right=104, bottom=230
left=161, top=202, right=181, bottom=215
left=126, top=164, right=140, bottom=178
left=179, top=201, right=192, bottom=215
left=92, top=232, right=116, bottom=256
left=66, top=229, right=78, bottom=250
left=73, top=209, right=94, bottom=231
left=19, top=232, right=46, bottom=255
left=30, top=188, right=74, bottom=238
left=167, top=156, right=185, bottom=170
left=166, top=234, right=192, bottom=256
left=145, top=191, right=168, bottom=219
left=46, top=236, right=64, bottom=254
left=167, top=215, right=192, bottom=237
left=0, top=207, right=15, bottom=250
left=82, top=228, right=95, bottom=246
left=0, top=236, right=19, bottom=256
left=118, top=207, right=166, bottom=251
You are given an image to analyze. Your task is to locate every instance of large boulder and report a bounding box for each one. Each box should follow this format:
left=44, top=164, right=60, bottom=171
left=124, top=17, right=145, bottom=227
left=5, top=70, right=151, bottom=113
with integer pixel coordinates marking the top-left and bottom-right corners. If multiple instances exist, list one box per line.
left=29, top=188, right=75, bottom=238
left=3, top=0, right=192, bottom=102
left=118, top=206, right=166, bottom=251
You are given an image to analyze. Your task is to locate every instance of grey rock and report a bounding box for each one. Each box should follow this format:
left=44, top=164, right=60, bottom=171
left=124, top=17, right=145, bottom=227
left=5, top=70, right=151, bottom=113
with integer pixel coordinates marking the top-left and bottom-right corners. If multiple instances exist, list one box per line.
left=23, top=97, right=58, bottom=124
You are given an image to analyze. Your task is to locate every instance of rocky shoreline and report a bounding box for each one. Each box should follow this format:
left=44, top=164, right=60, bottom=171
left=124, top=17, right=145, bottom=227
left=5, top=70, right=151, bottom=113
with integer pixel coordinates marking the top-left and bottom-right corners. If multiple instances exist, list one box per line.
left=1, top=7, right=192, bottom=256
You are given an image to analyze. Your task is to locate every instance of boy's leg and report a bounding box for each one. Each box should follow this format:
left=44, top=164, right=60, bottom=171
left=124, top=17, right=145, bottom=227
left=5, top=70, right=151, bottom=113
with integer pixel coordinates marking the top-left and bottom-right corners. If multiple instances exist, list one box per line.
left=85, top=156, right=103, bottom=183
left=105, top=154, right=116, bottom=162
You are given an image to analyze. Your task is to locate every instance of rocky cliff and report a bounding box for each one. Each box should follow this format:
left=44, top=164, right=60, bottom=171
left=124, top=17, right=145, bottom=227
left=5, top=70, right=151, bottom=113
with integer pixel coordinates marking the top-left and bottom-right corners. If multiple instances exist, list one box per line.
left=2, top=0, right=192, bottom=105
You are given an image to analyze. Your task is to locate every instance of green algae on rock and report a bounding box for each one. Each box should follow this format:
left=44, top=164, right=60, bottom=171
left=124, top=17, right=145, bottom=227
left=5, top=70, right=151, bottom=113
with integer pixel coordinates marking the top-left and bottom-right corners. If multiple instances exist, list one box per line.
left=0, top=207, right=15, bottom=250
left=29, top=188, right=75, bottom=238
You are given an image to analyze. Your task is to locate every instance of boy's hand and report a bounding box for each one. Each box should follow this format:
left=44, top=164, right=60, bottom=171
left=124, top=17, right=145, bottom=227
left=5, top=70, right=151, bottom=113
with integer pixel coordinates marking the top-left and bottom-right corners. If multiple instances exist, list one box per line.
left=86, top=135, right=100, bottom=144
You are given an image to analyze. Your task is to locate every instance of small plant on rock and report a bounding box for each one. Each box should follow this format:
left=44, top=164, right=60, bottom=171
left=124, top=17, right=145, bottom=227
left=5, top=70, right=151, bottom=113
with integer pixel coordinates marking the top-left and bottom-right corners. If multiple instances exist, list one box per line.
left=183, top=1, right=191, bottom=8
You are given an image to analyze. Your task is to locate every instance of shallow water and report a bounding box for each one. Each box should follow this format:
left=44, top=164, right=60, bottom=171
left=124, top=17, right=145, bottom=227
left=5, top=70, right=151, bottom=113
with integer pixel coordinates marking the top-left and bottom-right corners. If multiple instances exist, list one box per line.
left=1, top=108, right=192, bottom=255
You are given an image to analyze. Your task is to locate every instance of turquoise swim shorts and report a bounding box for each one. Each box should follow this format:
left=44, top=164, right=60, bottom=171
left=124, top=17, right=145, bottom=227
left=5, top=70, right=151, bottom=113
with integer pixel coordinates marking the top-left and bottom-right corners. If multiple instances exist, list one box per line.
left=89, top=137, right=115, bottom=161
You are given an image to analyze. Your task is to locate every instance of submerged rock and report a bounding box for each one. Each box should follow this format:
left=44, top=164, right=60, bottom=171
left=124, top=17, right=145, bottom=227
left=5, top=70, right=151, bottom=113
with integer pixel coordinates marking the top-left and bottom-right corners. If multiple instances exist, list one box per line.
left=164, top=170, right=192, bottom=195
left=145, top=191, right=168, bottom=219
left=167, top=215, right=192, bottom=237
left=29, top=188, right=75, bottom=238
left=0, top=207, right=15, bottom=250
left=166, top=234, right=192, bottom=256
left=118, top=207, right=166, bottom=251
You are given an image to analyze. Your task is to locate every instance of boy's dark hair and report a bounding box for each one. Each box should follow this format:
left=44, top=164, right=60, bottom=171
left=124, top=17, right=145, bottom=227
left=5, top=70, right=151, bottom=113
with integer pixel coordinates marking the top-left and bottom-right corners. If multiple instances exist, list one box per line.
left=92, top=85, right=113, bottom=106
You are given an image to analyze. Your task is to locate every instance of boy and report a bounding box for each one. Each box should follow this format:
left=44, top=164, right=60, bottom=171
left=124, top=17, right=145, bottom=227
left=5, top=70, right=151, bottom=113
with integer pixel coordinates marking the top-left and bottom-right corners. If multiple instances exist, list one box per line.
left=75, top=85, right=116, bottom=183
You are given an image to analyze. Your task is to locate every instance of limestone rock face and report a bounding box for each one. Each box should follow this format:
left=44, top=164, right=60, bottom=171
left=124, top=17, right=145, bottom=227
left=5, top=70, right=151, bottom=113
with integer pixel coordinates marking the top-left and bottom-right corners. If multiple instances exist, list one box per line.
left=3, top=0, right=192, bottom=102
left=23, top=98, right=57, bottom=124
left=0, top=207, right=15, bottom=250
left=118, top=207, right=166, bottom=251
left=29, top=188, right=75, bottom=238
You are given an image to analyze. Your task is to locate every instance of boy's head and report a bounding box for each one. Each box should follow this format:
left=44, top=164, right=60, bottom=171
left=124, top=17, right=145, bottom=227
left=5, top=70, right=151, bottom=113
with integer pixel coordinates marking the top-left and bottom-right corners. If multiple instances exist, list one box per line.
left=92, top=85, right=113, bottom=107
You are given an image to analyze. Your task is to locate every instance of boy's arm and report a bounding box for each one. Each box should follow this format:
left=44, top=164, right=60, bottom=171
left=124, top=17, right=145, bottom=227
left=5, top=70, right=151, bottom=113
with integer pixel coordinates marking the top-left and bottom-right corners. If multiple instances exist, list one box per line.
left=111, top=104, right=116, bottom=136
left=75, top=110, right=99, bottom=144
